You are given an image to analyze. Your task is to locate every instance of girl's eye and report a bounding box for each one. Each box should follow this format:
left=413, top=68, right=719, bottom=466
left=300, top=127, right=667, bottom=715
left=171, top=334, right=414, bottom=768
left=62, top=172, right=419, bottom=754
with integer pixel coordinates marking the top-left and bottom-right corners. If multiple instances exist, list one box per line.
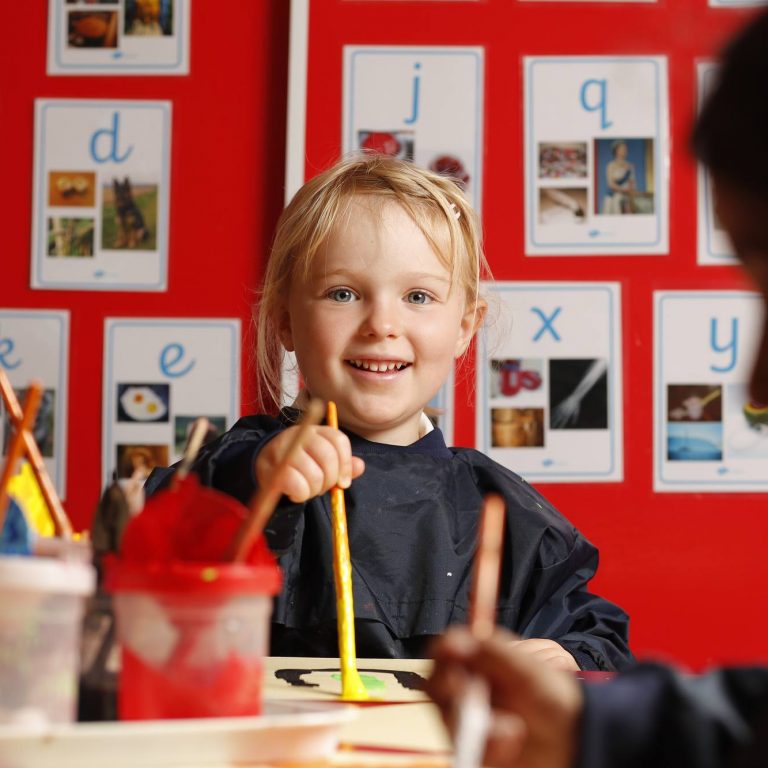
left=327, top=288, right=357, bottom=303
left=407, top=291, right=432, bottom=305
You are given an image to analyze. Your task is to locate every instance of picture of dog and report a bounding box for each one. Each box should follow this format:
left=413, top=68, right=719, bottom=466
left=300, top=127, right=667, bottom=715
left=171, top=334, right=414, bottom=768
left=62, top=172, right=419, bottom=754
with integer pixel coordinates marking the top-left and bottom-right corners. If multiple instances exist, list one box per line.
left=101, top=178, right=157, bottom=251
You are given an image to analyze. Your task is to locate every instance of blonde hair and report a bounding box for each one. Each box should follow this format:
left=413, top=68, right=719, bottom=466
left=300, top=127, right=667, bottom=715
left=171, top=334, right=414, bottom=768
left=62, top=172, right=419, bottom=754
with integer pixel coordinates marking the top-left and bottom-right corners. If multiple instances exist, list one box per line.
left=255, top=153, right=490, bottom=412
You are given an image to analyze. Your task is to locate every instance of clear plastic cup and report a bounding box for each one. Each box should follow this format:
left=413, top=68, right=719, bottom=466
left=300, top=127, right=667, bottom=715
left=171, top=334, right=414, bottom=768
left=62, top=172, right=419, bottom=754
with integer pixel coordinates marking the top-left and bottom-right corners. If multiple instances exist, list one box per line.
left=0, top=555, right=95, bottom=724
left=109, top=560, right=281, bottom=720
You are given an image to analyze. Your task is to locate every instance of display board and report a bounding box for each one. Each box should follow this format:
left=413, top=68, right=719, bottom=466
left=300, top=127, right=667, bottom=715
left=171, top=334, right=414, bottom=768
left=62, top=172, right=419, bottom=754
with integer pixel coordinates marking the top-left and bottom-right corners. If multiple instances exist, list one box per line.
left=288, top=0, right=768, bottom=670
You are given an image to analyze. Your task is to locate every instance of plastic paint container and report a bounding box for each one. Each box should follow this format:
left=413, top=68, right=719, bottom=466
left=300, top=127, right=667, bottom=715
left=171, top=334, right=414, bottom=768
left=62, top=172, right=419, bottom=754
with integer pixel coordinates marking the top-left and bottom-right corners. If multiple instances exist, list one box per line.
left=0, top=555, right=95, bottom=724
left=109, top=559, right=281, bottom=720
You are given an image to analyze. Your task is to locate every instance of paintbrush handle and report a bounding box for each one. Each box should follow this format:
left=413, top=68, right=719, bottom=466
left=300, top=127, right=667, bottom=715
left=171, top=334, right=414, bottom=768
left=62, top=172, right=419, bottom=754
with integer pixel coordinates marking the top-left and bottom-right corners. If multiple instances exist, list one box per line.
left=0, top=371, right=71, bottom=537
left=326, top=401, right=368, bottom=701
left=231, top=399, right=325, bottom=562
left=0, top=381, right=44, bottom=537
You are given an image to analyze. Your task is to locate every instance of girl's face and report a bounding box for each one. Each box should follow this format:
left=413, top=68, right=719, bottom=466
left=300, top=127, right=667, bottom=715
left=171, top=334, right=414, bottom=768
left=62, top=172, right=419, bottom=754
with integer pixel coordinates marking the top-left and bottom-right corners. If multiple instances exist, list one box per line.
left=277, top=196, right=481, bottom=445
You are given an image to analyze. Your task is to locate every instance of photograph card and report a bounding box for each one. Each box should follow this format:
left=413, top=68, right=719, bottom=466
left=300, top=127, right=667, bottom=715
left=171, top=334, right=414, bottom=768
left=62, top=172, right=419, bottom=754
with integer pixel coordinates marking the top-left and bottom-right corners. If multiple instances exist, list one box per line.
left=32, top=99, right=171, bottom=291
left=102, top=318, right=240, bottom=487
left=477, top=283, right=623, bottom=482
left=654, top=291, right=768, bottom=492
left=524, top=56, right=669, bottom=255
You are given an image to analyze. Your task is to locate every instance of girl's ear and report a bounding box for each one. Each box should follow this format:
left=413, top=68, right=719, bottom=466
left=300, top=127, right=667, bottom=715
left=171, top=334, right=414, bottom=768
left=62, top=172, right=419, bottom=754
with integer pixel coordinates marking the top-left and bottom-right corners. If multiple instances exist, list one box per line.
left=275, top=304, right=295, bottom=352
left=454, top=299, right=487, bottom=358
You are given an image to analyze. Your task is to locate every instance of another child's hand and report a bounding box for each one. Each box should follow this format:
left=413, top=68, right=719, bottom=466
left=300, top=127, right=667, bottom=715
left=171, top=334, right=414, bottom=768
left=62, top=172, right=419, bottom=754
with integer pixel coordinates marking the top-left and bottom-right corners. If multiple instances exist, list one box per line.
left=507, top=638, right=580, bottom=672
left=256, top=425, right=365, bottom=503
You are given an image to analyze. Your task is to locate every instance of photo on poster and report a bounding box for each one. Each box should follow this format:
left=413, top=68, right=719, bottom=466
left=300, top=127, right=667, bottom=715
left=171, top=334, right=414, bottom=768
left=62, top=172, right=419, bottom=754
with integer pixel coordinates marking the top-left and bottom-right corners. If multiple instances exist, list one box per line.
left=489, top=359, right=544, bottom=399
left=654, top=291, right=768, bottom=491
left=47, top=217, right=95, bottom=257
left=49, top=0, right=189, bottom=75
left=116, top=383, right=170, bottom=423
left=548, top=359, right=608, bottom=429
left=2, top=389, right=56, bottom=458
left=116, top=443, right=169, bottom=480
left=491, top=408, right=545, bottom=448
left=48, top=171, right=95, bottom=207
left=101, top=177, right=157, bottom=251
left=343, top=46, right=484, bottom=211
left=538, top=142, right=587, bottom=179
left=477, top=282, right=623, bottom=482
left=538, top=188, right=587, bottom=226
left=173, top=415, right=226, bottom=456
left=0, top=310, right=69, bottom=496
left=525, top=56, right=669, bottom=255
left=32, top=99, right=171, bottom=291
left=594, top=138, right=655, bottom=215
left=724, top=384, right=768, bottom=459
left=357, top=130, right=414, bottom=161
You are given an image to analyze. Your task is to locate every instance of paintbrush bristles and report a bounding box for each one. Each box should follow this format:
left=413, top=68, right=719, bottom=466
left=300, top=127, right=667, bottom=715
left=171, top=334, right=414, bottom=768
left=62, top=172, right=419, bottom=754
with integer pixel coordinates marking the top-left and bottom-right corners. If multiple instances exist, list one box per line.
left=468, top=493, right=506, bottom=641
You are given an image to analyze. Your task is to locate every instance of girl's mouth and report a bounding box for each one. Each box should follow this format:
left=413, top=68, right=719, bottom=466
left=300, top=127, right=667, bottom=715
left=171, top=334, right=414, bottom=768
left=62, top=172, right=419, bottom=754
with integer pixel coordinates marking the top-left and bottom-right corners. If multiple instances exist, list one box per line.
left=346, top=359, right=411, bottom=372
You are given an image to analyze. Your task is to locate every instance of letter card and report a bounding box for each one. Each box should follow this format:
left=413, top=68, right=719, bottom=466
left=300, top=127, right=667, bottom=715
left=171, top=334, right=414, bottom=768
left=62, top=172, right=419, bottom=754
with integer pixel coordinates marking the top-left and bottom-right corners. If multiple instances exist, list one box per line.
left=343, top=46, right=484, bottom=211
left=47, top=0, right=190, bottom=76
left=0, top=310, right=69, bottom=496
left=103, top=318, right=240, bottom=487
left=524, top=56, right=669, bottom=255
left=477, top=283, right=623, bottom=482
left=654, top=291, right=768, bottom=492
left=32, top=99, right=171, bottom=291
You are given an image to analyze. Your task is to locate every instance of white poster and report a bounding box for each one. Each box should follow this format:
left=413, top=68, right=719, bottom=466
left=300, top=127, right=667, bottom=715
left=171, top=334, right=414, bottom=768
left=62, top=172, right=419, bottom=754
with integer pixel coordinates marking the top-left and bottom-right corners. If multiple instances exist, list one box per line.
left=343, top=46, right=484, bottom=211
left=0, top=311, right=69, bottom=496
left=47, top=0, right=190, bottom=76
left=525, top=56, right=669, bottom=255
left=32, top=99, right=171, bottom=291
left=103, top=318, right=241, bottom=486
left=477, top=283, right=623, bottom=482
left=708, top=0, right=768, bottom=6
left=654, top=291, right=768, bottom=492
left=696, top=63, right=736, bottom=266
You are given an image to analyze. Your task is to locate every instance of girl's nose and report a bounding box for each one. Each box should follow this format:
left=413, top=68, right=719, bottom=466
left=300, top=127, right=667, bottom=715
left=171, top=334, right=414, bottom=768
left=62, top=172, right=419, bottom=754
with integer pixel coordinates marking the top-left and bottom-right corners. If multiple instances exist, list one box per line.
left=360, top=298, right=402, bottom=339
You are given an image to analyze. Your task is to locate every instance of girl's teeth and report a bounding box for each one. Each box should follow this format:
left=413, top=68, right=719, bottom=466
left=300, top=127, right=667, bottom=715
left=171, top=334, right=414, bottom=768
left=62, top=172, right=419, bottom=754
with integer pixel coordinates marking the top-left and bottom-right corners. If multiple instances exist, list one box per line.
left=350, top=360, right=405, bottom=372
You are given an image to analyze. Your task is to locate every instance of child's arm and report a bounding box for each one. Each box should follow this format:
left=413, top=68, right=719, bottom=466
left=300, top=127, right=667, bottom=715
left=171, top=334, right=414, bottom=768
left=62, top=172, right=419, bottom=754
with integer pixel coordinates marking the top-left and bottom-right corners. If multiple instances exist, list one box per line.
left=256, top=424, right=365, bottom=503
left=506, top=638, right=580, bottom=672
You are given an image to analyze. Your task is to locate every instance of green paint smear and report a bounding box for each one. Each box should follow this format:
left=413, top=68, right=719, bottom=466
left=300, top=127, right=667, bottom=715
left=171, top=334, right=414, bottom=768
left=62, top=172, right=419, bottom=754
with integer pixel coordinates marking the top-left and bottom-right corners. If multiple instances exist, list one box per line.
left=331, top=672, right=386, bottom=691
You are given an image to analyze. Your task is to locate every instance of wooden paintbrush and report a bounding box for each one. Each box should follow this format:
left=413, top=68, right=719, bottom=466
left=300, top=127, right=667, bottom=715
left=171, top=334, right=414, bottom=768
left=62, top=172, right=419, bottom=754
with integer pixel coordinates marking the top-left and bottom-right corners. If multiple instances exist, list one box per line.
left=326, top=400, right=368, bottom=702
left=453, top=492, right=506, bottom=768
left=0, top=371, right=71, bottom=538
left=0, top=381, right=44, bottom=539
left=231, top=399, right=325, bottom=562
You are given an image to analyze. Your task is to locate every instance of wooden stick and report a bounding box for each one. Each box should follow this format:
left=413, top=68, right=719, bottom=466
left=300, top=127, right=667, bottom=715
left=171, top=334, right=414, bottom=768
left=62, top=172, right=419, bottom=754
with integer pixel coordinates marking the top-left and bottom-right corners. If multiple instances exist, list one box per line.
left=0, top=371, right=72, bottom=538
left=176, top=417, right=210, bottom=481
left=231, top=399, right=325, bottom=562
left=327, top=401, right=368, bottom=702
left=0, top=381, right=44, bottom=538
left=468, top=493, right=506, bottom=640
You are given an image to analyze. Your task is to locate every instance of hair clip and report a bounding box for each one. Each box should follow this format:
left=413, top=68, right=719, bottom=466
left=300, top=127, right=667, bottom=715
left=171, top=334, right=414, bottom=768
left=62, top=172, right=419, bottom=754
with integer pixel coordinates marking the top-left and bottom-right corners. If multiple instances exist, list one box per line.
left=450, top=203, right=461, bottom=221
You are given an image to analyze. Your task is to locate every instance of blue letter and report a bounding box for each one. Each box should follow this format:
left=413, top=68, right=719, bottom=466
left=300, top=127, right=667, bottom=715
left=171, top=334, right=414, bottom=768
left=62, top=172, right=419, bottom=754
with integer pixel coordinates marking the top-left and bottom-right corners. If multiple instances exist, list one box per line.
left=89, top=112, right=134, bottom=164
left=579, top=79, right=613, bottom=130
left=0, top=337, right=21, bottom=370
left=160, top=343, right=195, bottom=378
left=709, top=317, right=738, bottom=373
left=404, top=62, right=421, bottom=125
left=531, top=307, right=562, bottom=342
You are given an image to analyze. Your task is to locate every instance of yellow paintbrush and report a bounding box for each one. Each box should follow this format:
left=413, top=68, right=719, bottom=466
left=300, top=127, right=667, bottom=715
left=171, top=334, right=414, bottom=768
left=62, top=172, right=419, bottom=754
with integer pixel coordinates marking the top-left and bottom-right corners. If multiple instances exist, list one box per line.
left=327, top=401, right=369, bottom=701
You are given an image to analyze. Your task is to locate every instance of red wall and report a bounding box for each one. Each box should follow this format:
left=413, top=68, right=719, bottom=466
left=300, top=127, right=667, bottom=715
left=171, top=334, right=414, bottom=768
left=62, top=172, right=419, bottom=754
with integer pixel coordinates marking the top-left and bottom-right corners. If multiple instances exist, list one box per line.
left=4, top=0, right=768, bottom=672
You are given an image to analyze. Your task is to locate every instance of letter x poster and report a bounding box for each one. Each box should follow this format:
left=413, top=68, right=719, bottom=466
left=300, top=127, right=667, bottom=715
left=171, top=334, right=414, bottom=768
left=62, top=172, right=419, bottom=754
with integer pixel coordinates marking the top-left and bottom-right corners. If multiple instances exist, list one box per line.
left=476, top=282, right=623, bottom=482
left=654, top=291, right=768, bottom=492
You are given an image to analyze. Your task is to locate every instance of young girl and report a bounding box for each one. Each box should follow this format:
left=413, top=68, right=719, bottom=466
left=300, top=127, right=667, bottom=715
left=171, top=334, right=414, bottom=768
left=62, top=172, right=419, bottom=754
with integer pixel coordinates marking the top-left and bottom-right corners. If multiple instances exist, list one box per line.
left=148, top=154, right=632, bottom=670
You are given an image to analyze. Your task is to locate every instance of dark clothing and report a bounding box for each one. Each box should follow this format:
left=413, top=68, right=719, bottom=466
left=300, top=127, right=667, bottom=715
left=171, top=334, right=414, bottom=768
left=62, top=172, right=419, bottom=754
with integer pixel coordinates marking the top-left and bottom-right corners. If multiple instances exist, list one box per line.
left=578, top=664, right=768, bottom=768
left=146, top=410, right=633, bottom=670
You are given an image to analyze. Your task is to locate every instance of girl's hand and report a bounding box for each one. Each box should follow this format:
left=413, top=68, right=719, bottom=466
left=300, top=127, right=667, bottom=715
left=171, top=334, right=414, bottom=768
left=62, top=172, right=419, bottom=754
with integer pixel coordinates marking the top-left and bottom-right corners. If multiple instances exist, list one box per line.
left=507, top=638, right=580, bottom=672
left=256, top=425, right=365, bottom=502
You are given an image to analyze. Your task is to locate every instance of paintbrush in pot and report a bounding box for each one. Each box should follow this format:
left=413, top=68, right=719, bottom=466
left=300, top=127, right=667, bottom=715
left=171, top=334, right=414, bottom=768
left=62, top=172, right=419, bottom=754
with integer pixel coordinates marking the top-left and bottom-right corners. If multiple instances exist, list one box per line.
left=452, top=492, right=506, bottom=768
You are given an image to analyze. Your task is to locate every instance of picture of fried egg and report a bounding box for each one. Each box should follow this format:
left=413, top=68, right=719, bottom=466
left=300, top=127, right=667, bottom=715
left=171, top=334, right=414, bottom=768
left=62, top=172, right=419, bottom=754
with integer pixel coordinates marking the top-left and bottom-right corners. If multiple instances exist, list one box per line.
left=118, top=384, right=169, bottom=422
